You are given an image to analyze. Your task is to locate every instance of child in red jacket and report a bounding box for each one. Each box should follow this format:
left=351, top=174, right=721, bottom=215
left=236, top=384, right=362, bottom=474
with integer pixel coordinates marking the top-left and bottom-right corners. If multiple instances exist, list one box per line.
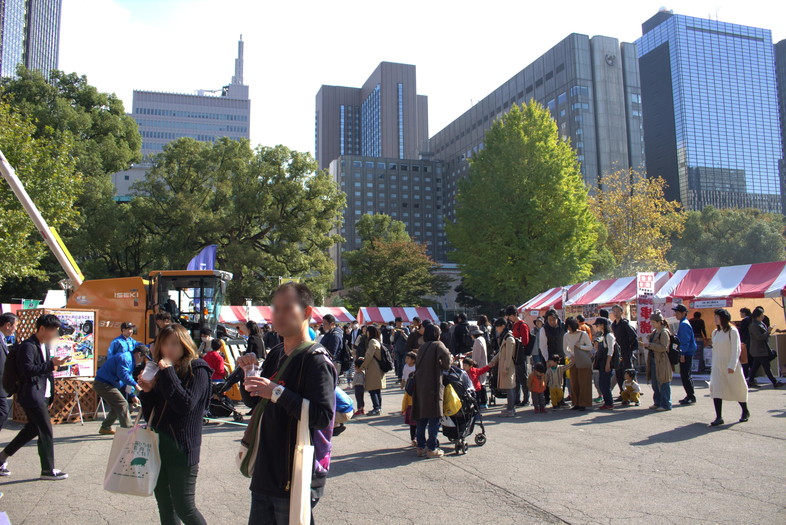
left=204, top=339, right=227, bottom=381
left=529, top=362, right=548, bottom=413
left=462, top=357, right=490, bottom=408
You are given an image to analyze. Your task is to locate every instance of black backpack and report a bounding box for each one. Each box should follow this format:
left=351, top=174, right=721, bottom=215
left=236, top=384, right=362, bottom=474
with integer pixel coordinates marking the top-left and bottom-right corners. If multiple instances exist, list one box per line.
left=3, top=342, right=20, bottom=396
left=667, top=332, right=681, bottom=366
left=594, top=337, right=621, bottom=370
left=375, top=343, right=394, bottom=373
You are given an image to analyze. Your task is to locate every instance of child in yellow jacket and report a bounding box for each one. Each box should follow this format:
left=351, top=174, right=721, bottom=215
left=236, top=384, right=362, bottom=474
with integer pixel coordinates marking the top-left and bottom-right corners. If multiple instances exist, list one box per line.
left=546, top=355, right=566, bottom=408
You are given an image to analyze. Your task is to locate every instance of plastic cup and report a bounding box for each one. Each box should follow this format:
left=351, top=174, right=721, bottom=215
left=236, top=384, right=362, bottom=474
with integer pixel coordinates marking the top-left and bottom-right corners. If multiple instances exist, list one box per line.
left=141, top=361, right=158, bottom=382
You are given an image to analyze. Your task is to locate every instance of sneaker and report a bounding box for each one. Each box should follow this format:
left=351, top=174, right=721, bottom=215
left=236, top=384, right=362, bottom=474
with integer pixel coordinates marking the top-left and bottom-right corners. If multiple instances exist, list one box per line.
left=40, top=469, right=68, bottom=481
left=709, top=418, right=724, bottom=426
left=649, top=404, right=659, bottom=410
left=621, top=401, right=630, bottom=406
left=366, top=409, right=380, bottom=416
left=333, top=424, right=347, bottom=436
left=593, top=396, right=603, bottom=403
left=599, top=404, right=614, bottom=410
left=0, top=462, right=9, bottom=476
left=774, top=381, right=785, bottom=389
left=98, top=427, right=116, bottom=435
left=634, top=402, right=640, bottom=406
left=679, top=397, right=696, bottom=405
left=426, top=448, right=444, bottom=458
left=748, top=381, right=760, bottom=388
left=655, top=407, right=670, bottom=412
left=416, top=448, right=427, bottom=457
left=479, top=404, right=488, bottom=409
left=499, top=410, right=513, bottom=417
left=352, top=409, right=365, bottom=418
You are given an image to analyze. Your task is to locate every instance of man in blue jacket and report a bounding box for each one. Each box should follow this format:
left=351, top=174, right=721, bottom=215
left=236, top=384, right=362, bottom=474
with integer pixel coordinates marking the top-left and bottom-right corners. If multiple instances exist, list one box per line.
left=94, top=345, right=148, bottom=435
left=106, top=322, right=138, bottom=358
left=673, top=305, right=697, bottom=405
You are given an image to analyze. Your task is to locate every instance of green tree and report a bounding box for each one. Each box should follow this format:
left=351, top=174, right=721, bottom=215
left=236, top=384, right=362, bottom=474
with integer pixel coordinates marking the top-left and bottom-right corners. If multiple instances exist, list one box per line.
left=343, top=214, right=450, bottom=309
left=0, top=101, right=81, bottom=286
left=446, top=102, right=601, bottom=305
left=668, top=206, right=786, bottom=269
left=591, top=168, right=685, bottom=277
left=133, top=138, right=345, bottom=304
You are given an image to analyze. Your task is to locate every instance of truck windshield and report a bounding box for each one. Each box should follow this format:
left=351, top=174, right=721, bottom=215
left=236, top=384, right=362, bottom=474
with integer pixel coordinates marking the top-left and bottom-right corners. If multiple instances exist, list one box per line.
left=158, top=275, right=228, bottom=336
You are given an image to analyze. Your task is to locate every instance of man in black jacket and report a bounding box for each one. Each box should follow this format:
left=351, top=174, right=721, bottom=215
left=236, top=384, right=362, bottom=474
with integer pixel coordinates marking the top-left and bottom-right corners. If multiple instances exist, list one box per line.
left=0, top=314, right=69, bottom=480
left=0, top=313, right=18, bottom=432
left=238, top=282, right=336, bottom=524
left=610, top=305, right=639, bottom=398
left=453, top=313, right=473, bottom=356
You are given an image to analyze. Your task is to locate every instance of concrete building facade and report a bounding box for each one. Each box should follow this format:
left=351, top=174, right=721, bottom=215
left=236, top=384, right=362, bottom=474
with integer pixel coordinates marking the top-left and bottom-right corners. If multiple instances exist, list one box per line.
left=315, top=62, right=429, bottom=170
left=0, top=0, right=61, bottom=77
left=636, top=10, right=783, bottom=212
left=428, top=33, right=645, bottom=221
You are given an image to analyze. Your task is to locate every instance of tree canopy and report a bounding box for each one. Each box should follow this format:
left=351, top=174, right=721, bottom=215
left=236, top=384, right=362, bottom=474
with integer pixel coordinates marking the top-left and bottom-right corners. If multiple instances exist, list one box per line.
left=446, top=102, right=602, bottom=305
left=343, top=214, right=450, bottom=309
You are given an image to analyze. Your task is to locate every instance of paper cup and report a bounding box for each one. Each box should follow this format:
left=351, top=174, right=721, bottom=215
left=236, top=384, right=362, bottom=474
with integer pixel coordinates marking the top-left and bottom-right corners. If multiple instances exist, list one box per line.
left=141, top=361, right=158, bottom=382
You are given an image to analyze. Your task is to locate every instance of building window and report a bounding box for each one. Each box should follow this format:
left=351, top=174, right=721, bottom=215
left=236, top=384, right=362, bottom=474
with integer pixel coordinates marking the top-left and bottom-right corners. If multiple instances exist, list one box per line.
left=397, top=82, right=404, bottom=159
left=339, top=105, right=345, bottom=155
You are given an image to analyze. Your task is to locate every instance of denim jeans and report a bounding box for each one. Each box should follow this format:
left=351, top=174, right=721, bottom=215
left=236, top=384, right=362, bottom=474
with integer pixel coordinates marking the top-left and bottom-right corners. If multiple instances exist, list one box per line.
left=695, top=339, right=706, bottom=373
left=598, top=369, right=614, bottom=406
left=651, top=368, right=672, bottom=410
left=506, top=388, right=516, bottom=411
left=249, top=491, right=318, bottom=525
left=368, top=389, right=382, bottom=411
left=416, top=417, right=440, bottom=450
left=679, top=355, right=695, bottom=398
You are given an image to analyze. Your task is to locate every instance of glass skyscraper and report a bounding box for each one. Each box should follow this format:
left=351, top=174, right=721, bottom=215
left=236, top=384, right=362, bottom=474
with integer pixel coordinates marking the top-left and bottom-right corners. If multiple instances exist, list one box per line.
left=636, top=10, right=783, bottom=212
left=0, top=0, right=61, bottom=78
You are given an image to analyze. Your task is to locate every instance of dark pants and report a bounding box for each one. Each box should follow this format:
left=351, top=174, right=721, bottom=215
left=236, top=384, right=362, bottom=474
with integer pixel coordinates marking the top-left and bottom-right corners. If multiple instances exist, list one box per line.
left=368, top=389, right=381, bottom=411
left=0, top=396, right=8, bottom=431
left=415, top=417, right=440, bottom=450
left=409, top=425, right=417, bottom=440
left=598, top=369, right=614, bottom=406
left=353, top=385, right=365, bottom=410
left=93, top=379, right=132, bottom=429
left=394, top=350, right=406, bottom=380
left=615, top=353, right=635, bottom=393
left=695, top=339, right=706, bottom=373
left=513, top=363, right=529, bottom=405
left=154, top=442, right=206, bottom=525
left=749, top=356, right=778, bottom=384
left=249, top=491, right=318, bottom=525
left=679, top=355, right=695, bottom=398
left=3, top=399, right=54, bottom=472
left=476, top=385, right=488, bottom=406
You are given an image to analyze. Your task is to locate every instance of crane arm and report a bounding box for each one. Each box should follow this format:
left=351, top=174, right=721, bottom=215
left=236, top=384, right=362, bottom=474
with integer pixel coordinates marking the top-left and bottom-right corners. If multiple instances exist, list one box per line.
left=0, top=148, right=84, bottom=287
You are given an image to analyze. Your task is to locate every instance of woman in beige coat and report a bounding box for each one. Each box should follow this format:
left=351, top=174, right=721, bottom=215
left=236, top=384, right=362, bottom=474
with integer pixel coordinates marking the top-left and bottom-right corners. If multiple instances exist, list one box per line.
left=489, top=318, right=517, bottom=417
left=709, top=308, right=749, bottom=426
left=359, top=325, right=386, bottom=415
left=641, top=310, right=672, bottom=411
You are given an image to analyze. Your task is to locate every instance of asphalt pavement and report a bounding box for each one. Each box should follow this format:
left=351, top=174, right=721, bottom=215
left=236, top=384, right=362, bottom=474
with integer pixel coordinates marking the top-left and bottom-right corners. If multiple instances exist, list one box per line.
left=0, top=377, right=784, bottom=524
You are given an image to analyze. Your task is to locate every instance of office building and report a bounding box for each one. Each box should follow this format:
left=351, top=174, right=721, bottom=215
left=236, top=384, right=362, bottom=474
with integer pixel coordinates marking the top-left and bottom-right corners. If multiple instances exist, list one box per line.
left=112, top=37, right=251, bottom=195
left=329, top=155, right=444, bottom=288
left=0, top=0, right=62, bottom=77
left=775, top=39, right=786, bottom=212
left=636, top=10, right=783, bottom=212
left=429, top=33, right=645, bottom=221
left=315, top=62, right=429, bottom=170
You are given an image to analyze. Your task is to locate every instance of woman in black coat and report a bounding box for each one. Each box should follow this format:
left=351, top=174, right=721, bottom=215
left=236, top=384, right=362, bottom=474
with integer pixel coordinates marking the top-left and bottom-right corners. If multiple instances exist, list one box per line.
left=245, top=321, right=266, bottom=359
left=747, top=307, right=783, bottom=388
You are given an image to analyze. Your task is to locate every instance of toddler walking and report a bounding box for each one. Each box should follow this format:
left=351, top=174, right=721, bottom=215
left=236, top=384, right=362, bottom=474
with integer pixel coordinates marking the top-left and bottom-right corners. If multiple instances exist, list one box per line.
left=546, top=355, right=566, bottom=408
left=529, top=362, right=548, bottom=413
left=352, top=357, right=366, bottom=417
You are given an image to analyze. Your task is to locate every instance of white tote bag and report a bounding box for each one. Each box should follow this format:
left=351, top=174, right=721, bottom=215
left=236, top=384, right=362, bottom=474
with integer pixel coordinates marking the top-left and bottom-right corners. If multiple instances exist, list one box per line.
left=289, top=399, right=314, bottom=525
left=103, top=411, right=161, bottom=497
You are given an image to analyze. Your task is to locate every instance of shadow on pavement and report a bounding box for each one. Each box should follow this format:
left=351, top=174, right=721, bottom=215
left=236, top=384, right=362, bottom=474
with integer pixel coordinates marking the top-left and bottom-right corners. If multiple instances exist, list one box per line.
left=330, top=446, right=420, bottom=475
left=629, top=422, right=711, bottom=446
left=0, top=477, right=41, bottom=487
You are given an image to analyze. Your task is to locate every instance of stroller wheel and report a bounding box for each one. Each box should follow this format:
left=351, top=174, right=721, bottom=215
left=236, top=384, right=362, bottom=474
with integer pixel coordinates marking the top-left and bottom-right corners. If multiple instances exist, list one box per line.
left=454, top=444, right=461, bottom=456
left=474, top=433, right=487, bottom=447
left=233, top=412, right=244, bottom=423
left=462, top=443, right=469, bottom=454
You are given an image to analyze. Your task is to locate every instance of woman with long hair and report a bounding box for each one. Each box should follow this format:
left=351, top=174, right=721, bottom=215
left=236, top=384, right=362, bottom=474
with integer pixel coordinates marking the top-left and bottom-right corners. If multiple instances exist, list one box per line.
left=489, top=318, right=518, bottom=417
left=412, top=323, right=452, bottom=457
left=709, top=309, right=750, bottom=426
left=358, top=325, right=385, bottom=415
left=641, top=311, right=672, bottom=411
left=137, top=324, right=212, bottom=525
left=244, top=320, right=266, bottom=359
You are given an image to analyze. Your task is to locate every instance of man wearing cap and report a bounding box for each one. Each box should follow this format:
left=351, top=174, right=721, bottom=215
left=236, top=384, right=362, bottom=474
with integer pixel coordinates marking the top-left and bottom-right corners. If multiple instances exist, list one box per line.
left=94, top=345, right=148, bottom=435
left=106, top=322, right=138, bottom=359
left=672, top=304, right=697, bottom=404
left=610, top=305, right=639, bottom=399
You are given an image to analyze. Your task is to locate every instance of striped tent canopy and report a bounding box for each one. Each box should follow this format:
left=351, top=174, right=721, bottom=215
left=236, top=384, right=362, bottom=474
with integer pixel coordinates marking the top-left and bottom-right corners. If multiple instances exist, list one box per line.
left=517, top=283, right=589, bottom=312
left=565, top=272, right=671, bottom=306
left=0, top=304, right=22, bottom=314
left=356, top=307, right=439, bottom=325
left=218, top=305, right=354, bottom=325
left=655, top=261, right=786, bottom=301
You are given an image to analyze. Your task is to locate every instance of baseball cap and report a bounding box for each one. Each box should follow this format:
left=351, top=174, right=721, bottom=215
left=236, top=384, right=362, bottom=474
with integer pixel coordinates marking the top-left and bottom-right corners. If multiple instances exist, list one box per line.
left=671, top=304, right=688, bottom=313
left=121, top=322, right=136, bottom=331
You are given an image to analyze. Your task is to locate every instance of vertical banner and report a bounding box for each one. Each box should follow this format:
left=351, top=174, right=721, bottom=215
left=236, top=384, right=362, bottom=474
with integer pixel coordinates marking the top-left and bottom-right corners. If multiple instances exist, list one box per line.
left=636, top=272, right=656, bottom=338
left=51, top=310, right=96, bottom=378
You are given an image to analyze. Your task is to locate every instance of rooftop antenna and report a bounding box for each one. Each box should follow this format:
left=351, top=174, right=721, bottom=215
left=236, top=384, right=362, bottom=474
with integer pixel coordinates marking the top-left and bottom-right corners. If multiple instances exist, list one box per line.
left=232, top=34, right=244, bottom=85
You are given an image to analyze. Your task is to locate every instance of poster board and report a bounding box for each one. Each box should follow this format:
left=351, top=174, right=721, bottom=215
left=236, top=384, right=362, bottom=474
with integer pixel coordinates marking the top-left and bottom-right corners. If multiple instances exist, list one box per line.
left=52, top=310, right=96, bottom=378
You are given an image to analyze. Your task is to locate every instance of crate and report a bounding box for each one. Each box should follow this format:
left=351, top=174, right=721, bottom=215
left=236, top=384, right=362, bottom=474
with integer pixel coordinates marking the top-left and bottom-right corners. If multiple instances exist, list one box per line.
left=12, top=378, right=99, bottom=424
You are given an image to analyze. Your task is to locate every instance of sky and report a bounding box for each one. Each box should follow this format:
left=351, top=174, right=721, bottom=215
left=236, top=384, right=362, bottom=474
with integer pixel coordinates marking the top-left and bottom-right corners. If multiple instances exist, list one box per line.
left=59, top=0, right=786, bottom=157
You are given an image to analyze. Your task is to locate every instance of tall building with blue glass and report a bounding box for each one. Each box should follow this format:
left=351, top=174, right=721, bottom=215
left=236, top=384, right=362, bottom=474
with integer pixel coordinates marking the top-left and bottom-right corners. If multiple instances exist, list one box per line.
left=636, top=10, right=783, bottom=212
left=0, top=0, right=62, bottom=78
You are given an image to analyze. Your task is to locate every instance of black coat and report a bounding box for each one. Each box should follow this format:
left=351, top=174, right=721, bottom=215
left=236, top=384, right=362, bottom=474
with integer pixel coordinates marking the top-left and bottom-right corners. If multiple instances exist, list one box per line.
left=0, top=337, right=9, bottom=398
left=612, top=318, right=638, bottom=356
left=247, top=335, right=266, bottom=359
left=453, top=321, right=472, bottom=355
left=140, top=359, right=212, bottom=466
left=320, top=327, right=344, bottom=359
left=14, top=335, right=55, bottom=407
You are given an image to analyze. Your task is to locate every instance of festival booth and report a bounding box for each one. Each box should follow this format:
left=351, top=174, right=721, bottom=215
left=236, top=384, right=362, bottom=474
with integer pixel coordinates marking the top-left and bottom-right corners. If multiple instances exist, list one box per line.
left=12, top=308, right=100, bottom=425
left=218, top=305, right=355, bottom=325
left=355, top=307, right=440, bottom=325
left=564, top=272, right=672, bottom=321
left=516, top=283, right=590, bottom=326
left=654, top=261, right=786, bottom=376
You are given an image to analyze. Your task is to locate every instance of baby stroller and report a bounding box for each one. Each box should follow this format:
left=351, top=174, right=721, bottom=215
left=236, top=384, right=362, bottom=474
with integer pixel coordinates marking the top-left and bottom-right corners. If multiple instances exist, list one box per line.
left=207, top=370, right=244, bottom=423
left=486, top=365, right=507, bottom=407
left=441, top=366, right=487, bottom=455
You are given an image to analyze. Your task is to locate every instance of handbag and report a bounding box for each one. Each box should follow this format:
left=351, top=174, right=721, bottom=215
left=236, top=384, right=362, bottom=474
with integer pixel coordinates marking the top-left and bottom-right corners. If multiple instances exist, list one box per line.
left=103, top=410, right=161, bottom=497
left=443, top=383, right=462, bottom=416
left=289, top=399, right=314, bottom=525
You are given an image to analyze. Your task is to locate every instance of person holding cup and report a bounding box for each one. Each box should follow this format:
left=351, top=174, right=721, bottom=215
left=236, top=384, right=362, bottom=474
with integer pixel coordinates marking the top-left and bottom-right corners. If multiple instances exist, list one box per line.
left=137, top=324, right=212, bottom=525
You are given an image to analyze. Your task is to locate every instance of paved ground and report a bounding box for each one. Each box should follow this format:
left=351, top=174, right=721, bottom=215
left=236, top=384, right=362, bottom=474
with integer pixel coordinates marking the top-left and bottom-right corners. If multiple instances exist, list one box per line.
left=0, top=376, right=784, bottom=524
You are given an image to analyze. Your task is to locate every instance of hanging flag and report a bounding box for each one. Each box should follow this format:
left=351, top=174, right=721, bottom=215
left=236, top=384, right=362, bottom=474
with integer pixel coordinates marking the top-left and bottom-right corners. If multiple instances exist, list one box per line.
left=187, top=245, right=218, bottom=271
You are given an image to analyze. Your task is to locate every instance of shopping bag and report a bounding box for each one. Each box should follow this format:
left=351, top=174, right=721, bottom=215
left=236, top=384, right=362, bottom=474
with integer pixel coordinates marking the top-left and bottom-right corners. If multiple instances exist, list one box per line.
left=103, top=411, right=160, bottom=497
left=443, top=384, right=462, bottom=416
left=289, top=399, right=314, bottom=525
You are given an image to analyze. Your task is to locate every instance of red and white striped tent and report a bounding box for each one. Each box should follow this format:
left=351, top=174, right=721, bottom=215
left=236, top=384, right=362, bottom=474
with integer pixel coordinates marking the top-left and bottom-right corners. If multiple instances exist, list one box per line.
left=219, top=305, right=354, bottom=325
left=0, top=304, right=22, bottom=314
left=565, top=272, right=671, bottom=306
left=356, top=307, right=439, bottom=325
left=655, top=261, right=786, bottom=301
left=517, top=283, right=589, bottom=313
